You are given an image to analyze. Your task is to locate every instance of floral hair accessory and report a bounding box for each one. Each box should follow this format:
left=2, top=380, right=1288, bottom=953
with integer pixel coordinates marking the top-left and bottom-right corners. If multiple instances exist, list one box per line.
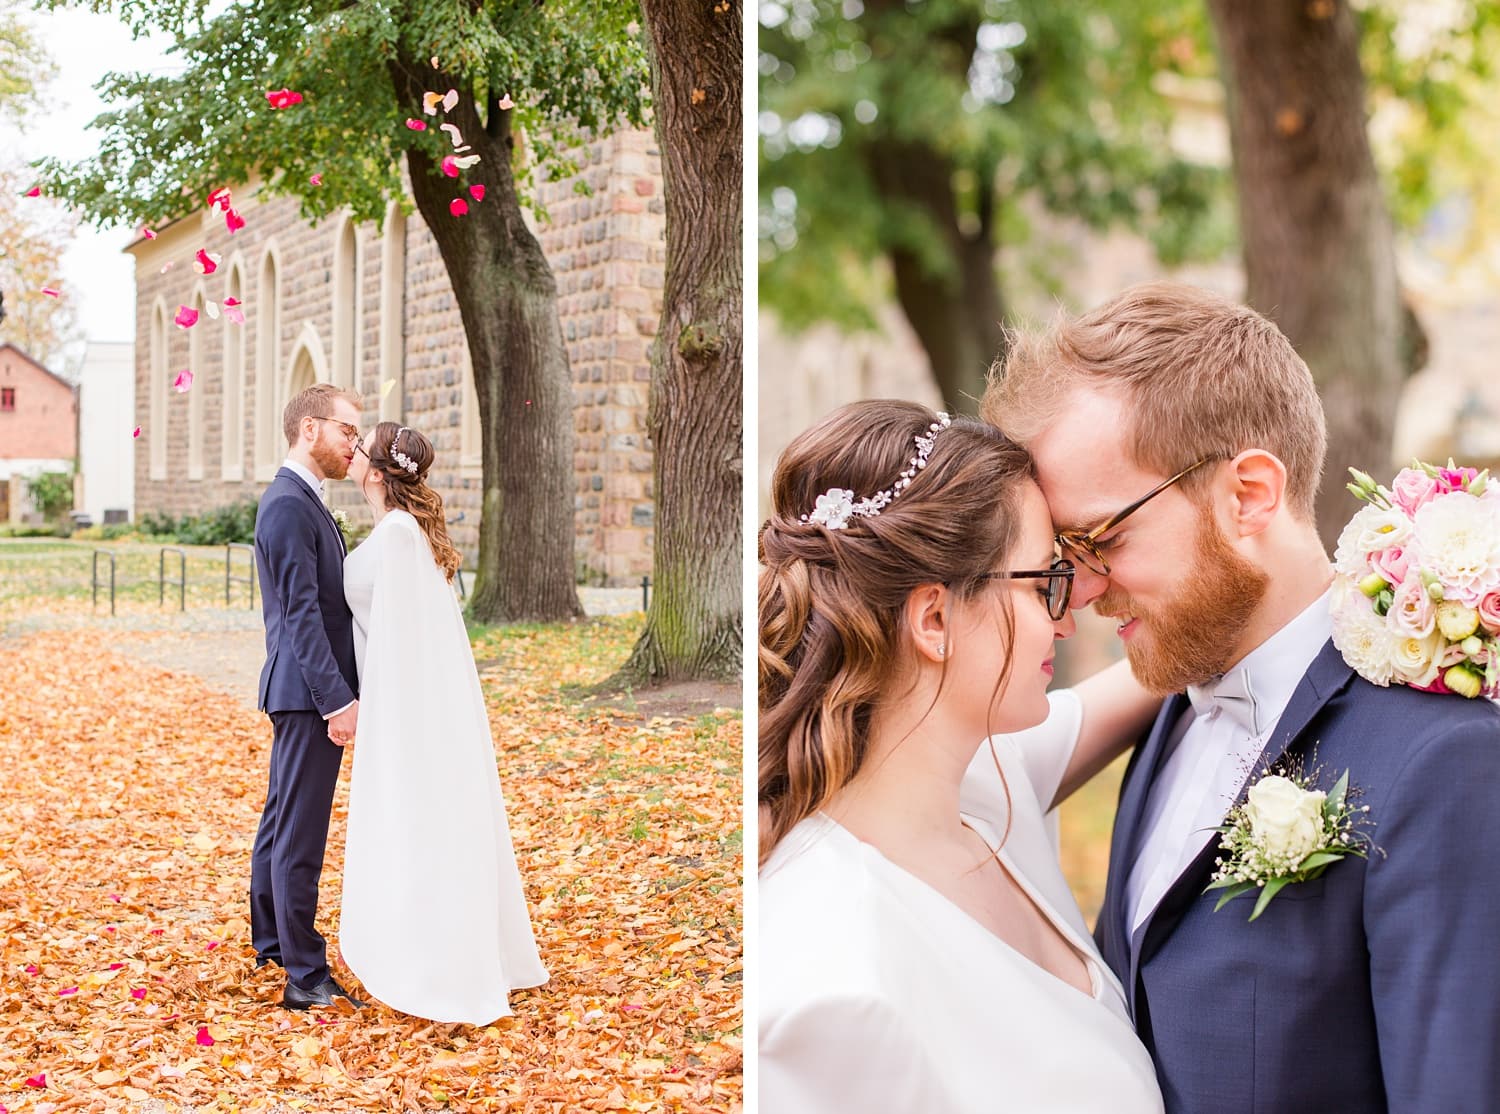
left=390, top=427, right=420, bottom=476
left=1331, top=458, right=1500, bottom=698
left=802, top=412, right=951, bottom=530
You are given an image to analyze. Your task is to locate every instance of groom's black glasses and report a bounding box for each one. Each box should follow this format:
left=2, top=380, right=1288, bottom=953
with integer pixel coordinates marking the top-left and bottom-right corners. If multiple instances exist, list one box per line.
left=311, top=416, right=363, bottom=448
left=1056, top=455, right=1222, bottom=577
left=977, top=557, right=1076, bottom=621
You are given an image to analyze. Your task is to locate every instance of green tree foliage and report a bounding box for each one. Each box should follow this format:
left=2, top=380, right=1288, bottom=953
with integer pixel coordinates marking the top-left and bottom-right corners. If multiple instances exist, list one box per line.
left=759, top=0, right=1229, bottom=408
left=0, top=1, right=55, bottom=116
left=37, top=0, right=647, bottom=622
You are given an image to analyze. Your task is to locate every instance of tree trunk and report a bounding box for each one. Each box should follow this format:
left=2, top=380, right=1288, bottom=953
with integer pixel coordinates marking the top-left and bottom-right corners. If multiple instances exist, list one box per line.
left=389, top=61, right=583, bottom=623
left=860, top=0, right=1006, bottom=414
left=1209, top=0, right=1404, bottom=552
left=615, top=0, right=742, bottom=683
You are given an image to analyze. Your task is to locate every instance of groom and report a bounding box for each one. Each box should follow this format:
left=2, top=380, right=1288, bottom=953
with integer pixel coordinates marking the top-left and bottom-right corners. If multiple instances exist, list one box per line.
left=984, top=282, right=1500, bottom=1111
left=251, top=383, right=366, bottom=1010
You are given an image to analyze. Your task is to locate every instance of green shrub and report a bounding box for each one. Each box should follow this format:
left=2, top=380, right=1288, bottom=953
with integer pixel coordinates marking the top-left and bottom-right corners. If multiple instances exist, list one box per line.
left=25, top=471, right=74, bottom=521
left=176, top=500, right=258, bottom=546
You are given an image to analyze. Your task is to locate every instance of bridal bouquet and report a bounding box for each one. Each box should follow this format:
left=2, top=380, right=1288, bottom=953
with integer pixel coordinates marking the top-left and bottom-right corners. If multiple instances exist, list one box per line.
left=1331, top=460, right=1500, bottom=699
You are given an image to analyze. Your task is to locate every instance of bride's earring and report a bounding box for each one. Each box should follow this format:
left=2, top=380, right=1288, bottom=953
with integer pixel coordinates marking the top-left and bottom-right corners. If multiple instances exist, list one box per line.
left=937, top=642, right=946, bottom=659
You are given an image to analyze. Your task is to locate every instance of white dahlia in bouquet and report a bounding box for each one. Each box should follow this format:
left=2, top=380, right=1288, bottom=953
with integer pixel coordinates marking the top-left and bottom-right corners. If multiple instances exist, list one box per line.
left=1331, top=460, right=1500, bottom=699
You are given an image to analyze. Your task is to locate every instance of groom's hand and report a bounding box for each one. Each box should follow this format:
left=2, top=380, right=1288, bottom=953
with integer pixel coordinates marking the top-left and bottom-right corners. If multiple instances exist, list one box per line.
left=327, top=701, right=359, bottom=747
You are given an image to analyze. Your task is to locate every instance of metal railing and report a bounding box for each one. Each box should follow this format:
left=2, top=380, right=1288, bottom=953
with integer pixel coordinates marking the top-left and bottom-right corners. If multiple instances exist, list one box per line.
left=159, top=547, right=186, bottom=611
left=91, top=550, right=117, bottom=617
left=226, top=543, right=256, bottom=608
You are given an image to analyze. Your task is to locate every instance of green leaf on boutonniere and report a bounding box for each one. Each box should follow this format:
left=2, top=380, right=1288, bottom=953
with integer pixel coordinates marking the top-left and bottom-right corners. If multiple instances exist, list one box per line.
left=1324, top=769, right=1350, bottom=818
left=1210, top=881, right=1257, bottom=912
left=1297, top=851, right=1345, bottom=874
left=1248, top=877, right=1290, bottom=921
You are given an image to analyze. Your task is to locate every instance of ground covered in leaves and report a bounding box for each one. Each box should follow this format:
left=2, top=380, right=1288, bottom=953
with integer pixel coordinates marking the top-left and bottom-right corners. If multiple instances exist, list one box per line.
left=0, top=601, right=742, bottom=1112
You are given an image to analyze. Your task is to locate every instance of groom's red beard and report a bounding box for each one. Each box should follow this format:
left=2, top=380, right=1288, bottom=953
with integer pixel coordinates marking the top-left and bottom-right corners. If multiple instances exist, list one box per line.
left=1097, top=504, right=1270, bottom=696
left=310, top=428, right=351, bottom=480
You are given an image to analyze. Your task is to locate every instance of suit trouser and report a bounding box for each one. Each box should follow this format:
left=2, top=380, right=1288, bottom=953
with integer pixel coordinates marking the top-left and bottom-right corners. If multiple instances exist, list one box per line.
left=249, top=710, right=345, bottom=989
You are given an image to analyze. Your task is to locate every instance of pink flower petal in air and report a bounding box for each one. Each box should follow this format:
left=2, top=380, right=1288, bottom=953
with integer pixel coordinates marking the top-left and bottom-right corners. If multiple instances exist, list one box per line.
left=141, top=227, right=156, bottom=240
left=41, top=287, right=60, bottom=298
left=207, top=186, right=232, bottom=211
left=449, top=198, right=468, bottom=217
left=172, top=369, right=194, bottom=393
left=222, top=297, right=245, bottom=325
left=265, top=88, right=303, bottom=109
left=195, top=1026, right=214, bottom=1046
left=441, top=156, right=460, bottom=178
left=132, top=427, right=142, bottom=439
left=309, top=173, right=322, bottom=186
left=194, top=249, right=220, bottom=275
left=469, top=184, right=485, bottom=202
left=498, top=94, right=515, bottom=110
left=225, top=208, right=246, bottom=234
left=173, top=306, right=199, bottom=329
left=204, top=301, right=220, bottom=320
left=24, top=185, right=41, bottom=197
left=130, top=988, right=146, bottom=999
left=405, top=118, right=427, bottom=131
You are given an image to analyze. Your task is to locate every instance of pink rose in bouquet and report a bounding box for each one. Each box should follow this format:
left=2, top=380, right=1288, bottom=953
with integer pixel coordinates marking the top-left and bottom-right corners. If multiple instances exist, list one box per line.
left=1480, top=591, right=1500, bottom=637
left=1391, top=467, right=1440, bottom=516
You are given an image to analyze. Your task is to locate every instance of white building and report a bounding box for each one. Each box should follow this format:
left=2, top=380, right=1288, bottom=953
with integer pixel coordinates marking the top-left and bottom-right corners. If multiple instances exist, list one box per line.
left=76, top=340, right=136, bottom=523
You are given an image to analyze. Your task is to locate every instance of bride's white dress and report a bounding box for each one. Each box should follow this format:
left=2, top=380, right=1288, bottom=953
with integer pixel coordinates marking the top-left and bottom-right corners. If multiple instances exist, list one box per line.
left=759, top=690, right=1164, bottom=1113
left=339, top=509, right=548, bottom=1024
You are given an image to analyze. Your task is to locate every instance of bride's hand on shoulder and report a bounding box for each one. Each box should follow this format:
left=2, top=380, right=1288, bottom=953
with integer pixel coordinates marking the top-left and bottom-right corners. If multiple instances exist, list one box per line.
left=1052, top=658, right=1158, bottom=806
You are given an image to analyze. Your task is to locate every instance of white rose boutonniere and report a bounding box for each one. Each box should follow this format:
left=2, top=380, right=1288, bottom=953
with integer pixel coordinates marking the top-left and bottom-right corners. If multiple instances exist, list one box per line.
left=1205, top=759, right=1376, bottom=921
left=331, top=507, right=354, bottom=550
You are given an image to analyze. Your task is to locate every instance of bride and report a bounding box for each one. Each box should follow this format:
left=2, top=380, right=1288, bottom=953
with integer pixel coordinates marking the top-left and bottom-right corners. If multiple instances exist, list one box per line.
left=338, top=421, right=548, bottom=1024
left=758, top=400, right=1165, bottom=1112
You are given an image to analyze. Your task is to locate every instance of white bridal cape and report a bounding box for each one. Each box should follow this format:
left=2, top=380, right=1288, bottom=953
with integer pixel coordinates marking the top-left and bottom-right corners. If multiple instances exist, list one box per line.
left=759, top=690, right=1164, bottom=1113
left=339, top=509, right=548, bottom=1024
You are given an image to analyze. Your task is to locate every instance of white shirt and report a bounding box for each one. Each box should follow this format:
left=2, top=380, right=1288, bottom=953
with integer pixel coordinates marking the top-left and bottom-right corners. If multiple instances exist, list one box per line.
left=1125, top=587, right=1333, bottom=933
left=279, top=456, right=355, bottom=720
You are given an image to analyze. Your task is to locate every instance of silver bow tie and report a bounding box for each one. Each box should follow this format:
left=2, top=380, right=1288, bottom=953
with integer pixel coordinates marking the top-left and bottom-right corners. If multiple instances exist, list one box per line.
left=1186, top=667, right=1263, bottom=737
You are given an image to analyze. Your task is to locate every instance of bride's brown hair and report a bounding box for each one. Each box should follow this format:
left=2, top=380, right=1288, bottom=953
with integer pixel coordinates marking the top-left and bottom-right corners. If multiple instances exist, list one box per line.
left=364, top=421, right=463, bottom=582
left=759, top=400, right=1035, bottom=860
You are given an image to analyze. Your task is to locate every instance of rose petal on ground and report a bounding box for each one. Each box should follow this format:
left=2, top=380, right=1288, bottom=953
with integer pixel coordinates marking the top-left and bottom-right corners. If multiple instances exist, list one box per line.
left=449, top=198, right=468, bottom=217
left=24, top=1073, right=45, bottom=1088
left=172, top=369, right=194, bottom=393
left=131, top=988, right=146, bottom=999
left=173, top=306, right=199, bottom=329
left=108, top=962, right=124, bottom=970
left=195, top=1026, right=214, bottom=1047
left=405, top=118, right=427, bottom=130
left=441, top=156, right=459, bottom=178
left=498, top=94, right=515, bottom=110
left=58, top=987, right=77, bottom=996
left=193, top=249, right=221, bottom=275
left=469, top=184, right=485, bottom=202
left=40, top=286, right=60, bottom=298
left=25, top=964, right=39, bottom=974
left=205, top=940, right=219, bottom=950
left=225, top=208, right=245, bottom=234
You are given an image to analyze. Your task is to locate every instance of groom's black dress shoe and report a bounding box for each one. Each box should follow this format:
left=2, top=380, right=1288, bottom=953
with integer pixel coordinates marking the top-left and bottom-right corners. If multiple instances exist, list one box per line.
left=281, top=977, right=365, bottom=1010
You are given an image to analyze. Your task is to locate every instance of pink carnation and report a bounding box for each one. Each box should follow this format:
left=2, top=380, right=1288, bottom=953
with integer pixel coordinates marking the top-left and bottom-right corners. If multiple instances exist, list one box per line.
left=1391, top=468, right=1440, bottom=515
left=1479, top=591, right=1500, bottom=636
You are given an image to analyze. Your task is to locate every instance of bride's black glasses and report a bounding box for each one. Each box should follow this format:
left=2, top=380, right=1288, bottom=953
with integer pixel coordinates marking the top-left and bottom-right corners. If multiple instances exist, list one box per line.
left=978, top=557, right=1076, bottom=621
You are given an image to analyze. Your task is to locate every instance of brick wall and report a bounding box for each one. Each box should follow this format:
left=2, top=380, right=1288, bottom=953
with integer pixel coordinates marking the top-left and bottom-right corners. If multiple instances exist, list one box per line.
left=0, top=344, right=76, bottom=461
left=128, top=128, right=663, bottom=583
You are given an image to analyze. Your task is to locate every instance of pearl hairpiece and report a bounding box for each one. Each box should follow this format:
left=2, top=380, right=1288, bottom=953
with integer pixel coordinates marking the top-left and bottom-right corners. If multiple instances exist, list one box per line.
left=390, top=427, right=420, bottom=476
left=801, top=412, right=951, bottom=530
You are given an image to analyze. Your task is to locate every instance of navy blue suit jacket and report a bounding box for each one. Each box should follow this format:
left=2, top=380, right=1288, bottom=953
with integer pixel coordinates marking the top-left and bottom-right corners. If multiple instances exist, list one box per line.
left=254, top=468, right=358, bottom=715
left=1095, top=640, right=1500, bottom=1113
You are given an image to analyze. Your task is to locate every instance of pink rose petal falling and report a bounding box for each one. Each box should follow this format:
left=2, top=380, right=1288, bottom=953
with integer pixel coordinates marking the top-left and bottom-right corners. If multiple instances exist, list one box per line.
left=160, top=262, right=175, bottom=273
left=172, top=369, right=194, bottom=393
left=140, top=226, right=156, bottom=240
left=309, top=172, right=323, bottom=186
left=454, top=154, right=481, bottom=170
left=449, top=198, right=468, bottom=217
left=41, top=286, right=60, bottom=298
left=422, top=91, right=443, bottom=115
left=222, top=297, right=245, bottom=325
left=469, top=184, right=485, bottom=202
left=265, top=88, right=303, bottom=109
left=173, top=306, right=199, bottom=329
left=225, top=208, right=246, bottom=234
left=405, top=118, right=427, bottom=130
left=193, top=249, right=221, bottom=275
left=24, top=185, right=41, bottom=197
left=498, top=94, right=515, bottom=110
left=130, top=988, right=146, bottom=1000
left=442, top=88, right=458, bottom=112
left=441, top=156, right=460, bottom=178
left=132, top=427, right=142, bottom=439
left=440, top=122, right=463, bottom=147
left=207, top=186, right=233, bottom=212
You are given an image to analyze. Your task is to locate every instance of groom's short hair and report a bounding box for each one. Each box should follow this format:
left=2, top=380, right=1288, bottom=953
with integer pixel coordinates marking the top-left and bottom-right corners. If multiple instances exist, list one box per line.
left=283, top=383, right=361, bottom=447
left=982, top=281, right=1327, bottom=521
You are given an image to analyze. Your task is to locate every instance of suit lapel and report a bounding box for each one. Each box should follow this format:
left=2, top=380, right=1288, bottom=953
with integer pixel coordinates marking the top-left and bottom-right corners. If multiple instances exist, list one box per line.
left=280, top=467, right=346, bottom=557
left=1128, top=639, right=1357, bottom=976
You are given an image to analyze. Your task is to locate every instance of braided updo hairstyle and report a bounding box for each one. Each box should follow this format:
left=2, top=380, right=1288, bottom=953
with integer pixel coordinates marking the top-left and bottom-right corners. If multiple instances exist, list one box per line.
left=364, top=421, right=463, bottom=582
left=759, top=400, right=1035, bottom=860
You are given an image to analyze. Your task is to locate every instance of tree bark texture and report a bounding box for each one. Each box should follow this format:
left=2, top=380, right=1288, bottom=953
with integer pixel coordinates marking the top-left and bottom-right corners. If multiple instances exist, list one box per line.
left=862, top=0, right=1005, bottom=414
left=618, top=0, right=743, bottom=683
left=389, top=60, right=584, bottom=623
left=1209, top=0, right=1404, bottom=551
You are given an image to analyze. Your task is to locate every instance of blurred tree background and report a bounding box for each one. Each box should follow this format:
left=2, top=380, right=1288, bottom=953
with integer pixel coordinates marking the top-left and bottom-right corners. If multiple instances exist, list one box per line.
left=759, top=0, right=1500, bottom=555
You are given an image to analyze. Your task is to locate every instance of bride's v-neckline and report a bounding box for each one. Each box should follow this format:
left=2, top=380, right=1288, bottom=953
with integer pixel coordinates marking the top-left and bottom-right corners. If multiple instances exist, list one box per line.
left=815, top=813, right=1105, bottom=1003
